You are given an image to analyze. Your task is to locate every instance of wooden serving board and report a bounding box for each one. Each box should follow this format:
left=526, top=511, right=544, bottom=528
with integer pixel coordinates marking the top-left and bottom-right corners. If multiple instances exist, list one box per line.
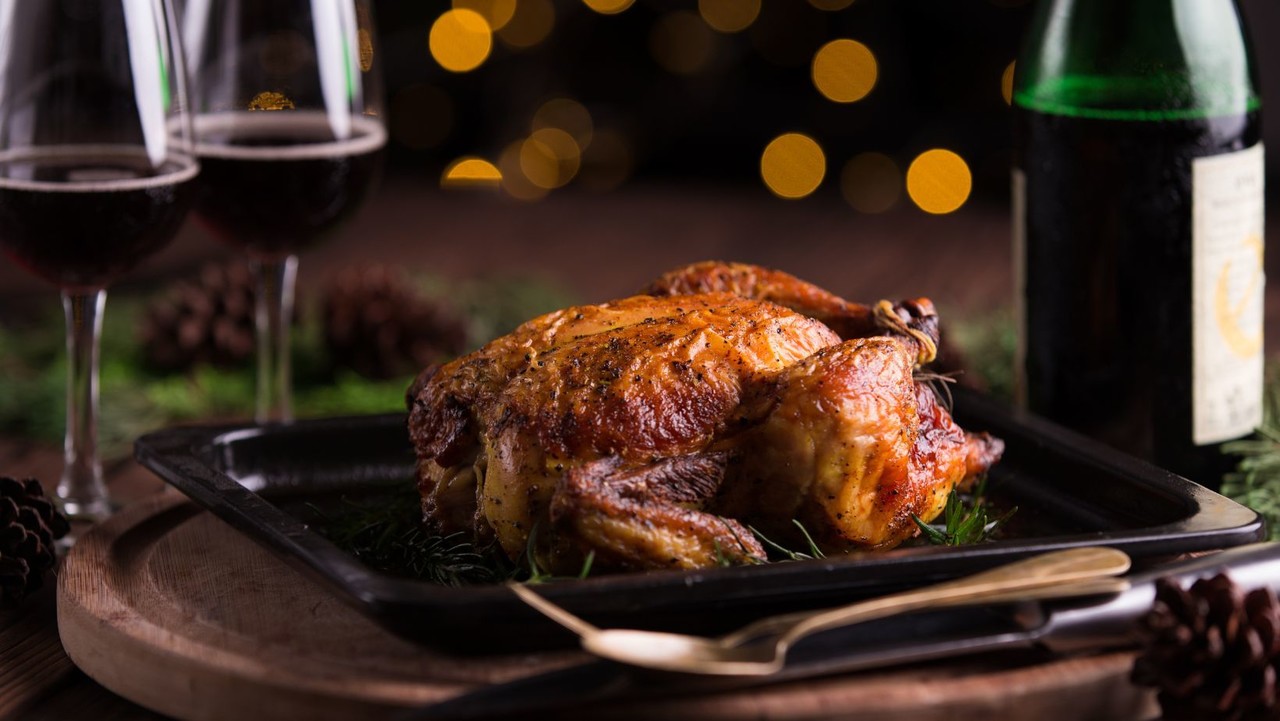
left=58, top=494, right=1159, bottom=721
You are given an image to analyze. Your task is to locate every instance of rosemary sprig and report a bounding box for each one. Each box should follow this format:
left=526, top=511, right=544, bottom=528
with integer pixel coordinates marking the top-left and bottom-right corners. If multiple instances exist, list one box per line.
left=522, top=522, right=556, bottom=584
left=305, top=488, right=510, bottom=586
left=749, top=520, right=827, bottom=562
left=910, top=475, right=1016, bottom=546
left=518, top=521, right=600, bottom=583
left=752, top=526, right=813, bottom=562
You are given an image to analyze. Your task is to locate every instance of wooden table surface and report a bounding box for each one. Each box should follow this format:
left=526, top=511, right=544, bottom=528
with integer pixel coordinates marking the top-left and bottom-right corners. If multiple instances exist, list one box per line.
left=3, top=183, right=1277, bottom=719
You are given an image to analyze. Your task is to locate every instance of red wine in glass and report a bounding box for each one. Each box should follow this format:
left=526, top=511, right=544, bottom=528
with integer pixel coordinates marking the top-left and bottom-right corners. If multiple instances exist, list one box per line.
left=193, top=112, right=385, bottom=258
left=188, top=0, right=386, bottom=422
left=0, top=147, right=198, bottom=289
left=0, top=0, right=197, bottom=523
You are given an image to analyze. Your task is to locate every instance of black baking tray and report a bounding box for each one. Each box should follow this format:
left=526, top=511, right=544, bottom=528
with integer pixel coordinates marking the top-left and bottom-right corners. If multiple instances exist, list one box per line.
left=134, top=388, right=1264, bottom=654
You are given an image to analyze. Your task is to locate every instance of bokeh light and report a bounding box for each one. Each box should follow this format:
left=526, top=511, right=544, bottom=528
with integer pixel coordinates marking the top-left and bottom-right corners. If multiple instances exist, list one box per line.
left=811, top=39, right=878, bottom=103
left=1002, top=61, right=1016, bottom=105
left=532, top=98, right=594, bottom=148
left=583, top=0, right=636, bottom=15
left=248, top=91, right=295, bottom=111
left=808, top=0, right=856, bottom=9
left=429, top=9, right=492, bottom=73
left=441, top=157, right=503, bottom=189
left=452, top=0, right=517, bottom=31
left=698, top=0, right=761, bottom=33
left=760, top=133, right=826, bottom=199
left=521, top=128, right=582, bottom=189
left=906, top=149, right=972, bottom=214
left=389, top=84, right=454, bottom=150
left=841, top=152, right=901, bottom=213
left=650, top=12, right=716, bottom=75
left=499, top=140, right=549, bottom=201
left=497, top=0, right=555, bottom=49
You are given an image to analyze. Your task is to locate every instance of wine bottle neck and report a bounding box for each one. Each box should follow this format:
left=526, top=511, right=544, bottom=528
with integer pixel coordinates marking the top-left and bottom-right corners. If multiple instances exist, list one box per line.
left=1014, top=0, right=1260, bottom=121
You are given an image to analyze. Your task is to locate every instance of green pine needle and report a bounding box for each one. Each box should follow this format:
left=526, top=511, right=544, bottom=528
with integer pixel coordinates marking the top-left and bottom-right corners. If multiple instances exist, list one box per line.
left=792, top=519, right=827, bottom=559
left=304, top=488, right=510, bottom=586
left=751, top=524, right=817, bottom=562
left=1223, top=364, right=1280, bottom=541
left=517, top=521, right=601, bottom=583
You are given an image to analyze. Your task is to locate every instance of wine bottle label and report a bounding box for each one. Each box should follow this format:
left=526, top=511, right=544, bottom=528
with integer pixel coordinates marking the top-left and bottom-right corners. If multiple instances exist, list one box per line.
left=1193, top=142, right=1265, bottom=445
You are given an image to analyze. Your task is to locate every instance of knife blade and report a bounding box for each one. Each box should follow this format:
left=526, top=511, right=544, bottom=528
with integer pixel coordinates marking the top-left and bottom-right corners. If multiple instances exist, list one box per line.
left=405, top=542, right=1280, bottom=720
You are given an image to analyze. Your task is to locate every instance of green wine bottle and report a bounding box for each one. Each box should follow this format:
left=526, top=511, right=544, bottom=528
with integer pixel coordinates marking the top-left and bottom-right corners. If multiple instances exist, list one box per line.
left=1013, top=0, right=1264, bottom=488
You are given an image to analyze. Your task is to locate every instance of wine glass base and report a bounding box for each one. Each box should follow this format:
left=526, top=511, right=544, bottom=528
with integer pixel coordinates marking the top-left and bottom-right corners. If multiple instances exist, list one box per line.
left=57, top=496, right=115, bottom=524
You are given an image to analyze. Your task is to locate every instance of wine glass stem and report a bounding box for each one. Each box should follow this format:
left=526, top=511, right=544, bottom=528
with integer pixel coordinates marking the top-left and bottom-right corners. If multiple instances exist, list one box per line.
left=251, top=255, right=298, bottom=423
left=58, top=289, right=110, bottom=521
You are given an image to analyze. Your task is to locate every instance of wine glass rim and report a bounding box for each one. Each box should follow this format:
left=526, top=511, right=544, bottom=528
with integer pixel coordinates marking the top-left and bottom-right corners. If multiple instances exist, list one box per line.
left=192, top=110, right=386, bottom=159
left=0, top=144, right=198, bottom=191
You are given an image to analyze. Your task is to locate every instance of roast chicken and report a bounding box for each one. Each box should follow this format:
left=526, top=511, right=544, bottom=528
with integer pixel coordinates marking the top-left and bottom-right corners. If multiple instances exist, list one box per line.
left=408, top=262, right=1003, bottom=573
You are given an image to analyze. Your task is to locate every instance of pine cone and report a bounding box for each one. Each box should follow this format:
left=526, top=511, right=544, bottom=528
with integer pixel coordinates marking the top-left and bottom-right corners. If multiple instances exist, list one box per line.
left=0, top=477, right=70, bottom=606
left=1132, top=574, right=1280, bottom=721
left=322, top=266, right=469, bottom=380
left=139, top=262, right=257, bottom=371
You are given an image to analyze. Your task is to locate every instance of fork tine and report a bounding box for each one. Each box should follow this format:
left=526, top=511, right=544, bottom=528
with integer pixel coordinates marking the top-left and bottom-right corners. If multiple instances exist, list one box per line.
left=508, top=582, right=600, bottom=637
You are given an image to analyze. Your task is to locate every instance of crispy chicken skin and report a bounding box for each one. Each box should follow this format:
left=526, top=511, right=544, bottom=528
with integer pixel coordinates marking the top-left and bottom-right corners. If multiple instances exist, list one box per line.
left=714, top=339, right=1002, bottom=551
left=408, top=262, right=1003, bottom=572
left=642, top=260, right=941, bottom=366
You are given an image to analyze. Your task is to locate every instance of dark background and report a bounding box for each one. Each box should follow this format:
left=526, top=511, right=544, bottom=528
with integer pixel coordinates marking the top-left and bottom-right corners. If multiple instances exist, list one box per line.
left=2, top=0, right=1276, bottom=309
left=372, top=0, right=1280, bottom=203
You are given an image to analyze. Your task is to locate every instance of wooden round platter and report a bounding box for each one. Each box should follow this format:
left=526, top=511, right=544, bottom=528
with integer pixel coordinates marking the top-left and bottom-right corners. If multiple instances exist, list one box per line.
left=57, top=493, right=1159, bottom=721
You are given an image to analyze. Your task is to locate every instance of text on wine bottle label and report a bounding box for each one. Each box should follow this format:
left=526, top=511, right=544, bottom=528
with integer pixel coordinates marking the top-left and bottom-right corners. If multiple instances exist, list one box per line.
left=1193, top=142, right=1265, bottom=445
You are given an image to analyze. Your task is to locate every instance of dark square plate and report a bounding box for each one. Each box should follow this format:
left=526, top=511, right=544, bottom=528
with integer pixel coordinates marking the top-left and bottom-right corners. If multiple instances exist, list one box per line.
left=134, top=389, right=1264, bottom=654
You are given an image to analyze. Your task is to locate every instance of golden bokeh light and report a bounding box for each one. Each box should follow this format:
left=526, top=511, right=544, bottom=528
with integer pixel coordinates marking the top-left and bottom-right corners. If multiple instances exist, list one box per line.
left=429, top=9, right=492, bottom=73
left=497, top=0, right=555, bottom=49
left=1002, top=61, right=1016, bottom=105
left=520, top=128, right=582, bottom=189
left=811, top=39, right=878, bottom=103
left=499, top=140, right=549, bottom=201
left=650, top=11, right=716, bottom=75
left=808, top=0, right=856, bottom=9
left=841, top=152, right=901, bottom=213
left=583, top=0, right=635, bottom=15
left=441, top=157, right=503, bottom=189
left=578, top=128, right=633, bottom=192
left=389, top=84, right=454, bottom=150
left=906, top=149, right=972, bottom=215
left=698, top=0, right=761, bottom=33
left=453, top=0, right=517, bottom=31
left=760, top=133, right=826, bottom=199
left=532, top=98, right=594, bottom=148
left=248, top=91, right=295, bottom=111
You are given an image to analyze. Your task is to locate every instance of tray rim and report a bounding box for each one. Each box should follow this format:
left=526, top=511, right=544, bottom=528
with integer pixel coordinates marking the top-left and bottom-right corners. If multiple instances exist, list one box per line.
left=133, top=393, right=1265, bottom=617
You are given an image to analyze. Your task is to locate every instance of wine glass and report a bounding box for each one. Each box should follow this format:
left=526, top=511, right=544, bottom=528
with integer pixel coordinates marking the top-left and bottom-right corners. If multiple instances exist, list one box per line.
left=0, top=0, right=198, bottom=521
left=183, top=0, right=386, bottom=423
